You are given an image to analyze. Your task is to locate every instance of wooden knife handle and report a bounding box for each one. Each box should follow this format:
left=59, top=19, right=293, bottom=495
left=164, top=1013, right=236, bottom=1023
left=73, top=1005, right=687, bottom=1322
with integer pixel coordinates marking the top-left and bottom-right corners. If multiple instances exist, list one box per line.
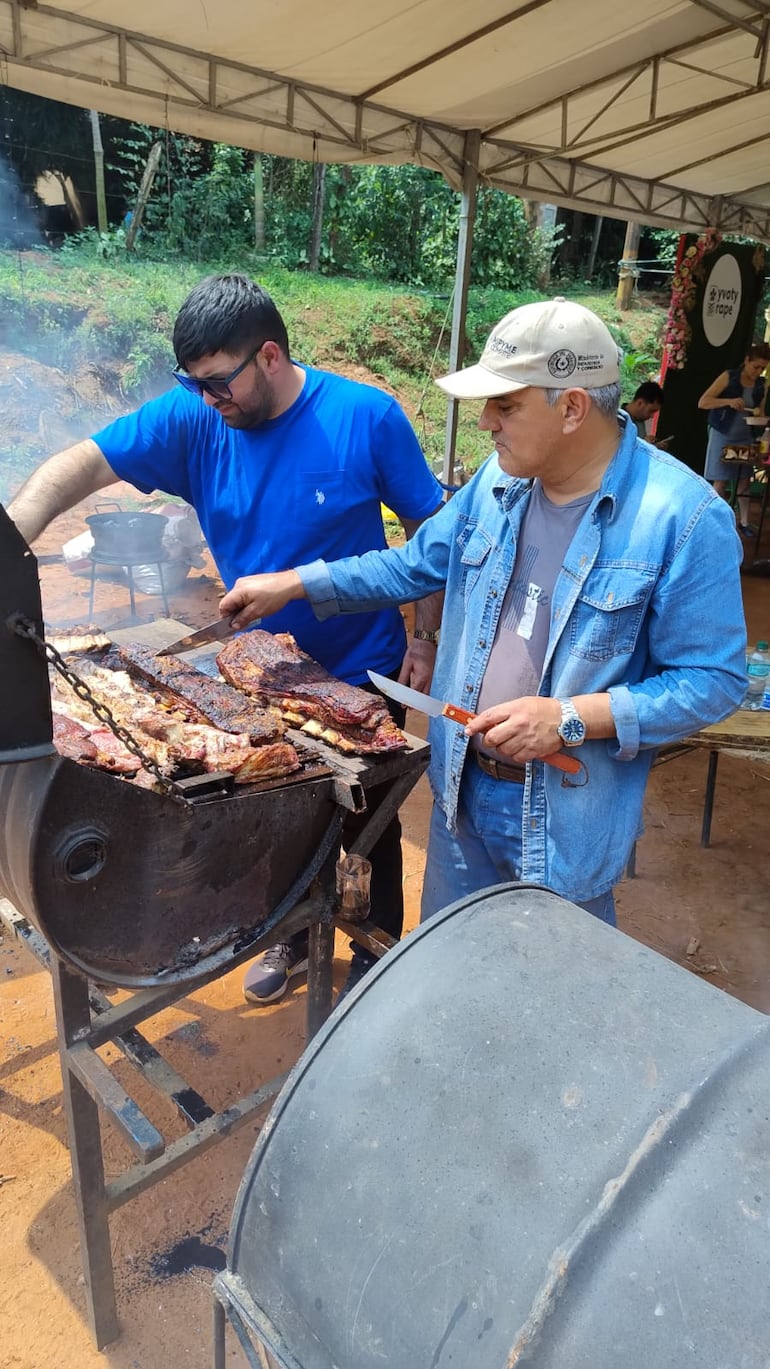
left=543, top=750, right=583, bottom=775
left=442, top=703, right=477, bottom=725
left=442, top=706, right=583, bottom=778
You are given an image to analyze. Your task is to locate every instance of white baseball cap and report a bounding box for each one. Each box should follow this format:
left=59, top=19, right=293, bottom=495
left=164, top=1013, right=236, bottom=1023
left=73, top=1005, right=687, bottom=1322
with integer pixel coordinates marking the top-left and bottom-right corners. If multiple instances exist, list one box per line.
left=436, top=297, right=621, bottom=399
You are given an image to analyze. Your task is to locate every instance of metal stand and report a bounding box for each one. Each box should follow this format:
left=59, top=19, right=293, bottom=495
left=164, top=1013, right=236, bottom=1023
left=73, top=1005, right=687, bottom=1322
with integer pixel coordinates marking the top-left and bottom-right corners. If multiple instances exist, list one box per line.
left=1, top=736, right=429, bottom=1349
left=88, top=551, right=171, bottom=619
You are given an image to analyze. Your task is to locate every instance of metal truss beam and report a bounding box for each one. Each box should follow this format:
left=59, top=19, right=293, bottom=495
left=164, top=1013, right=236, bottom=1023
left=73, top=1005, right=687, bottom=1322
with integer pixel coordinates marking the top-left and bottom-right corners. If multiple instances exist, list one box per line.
left=1, top=0, right=769, bottom=241
left=483, top=12, right=770, bottom=173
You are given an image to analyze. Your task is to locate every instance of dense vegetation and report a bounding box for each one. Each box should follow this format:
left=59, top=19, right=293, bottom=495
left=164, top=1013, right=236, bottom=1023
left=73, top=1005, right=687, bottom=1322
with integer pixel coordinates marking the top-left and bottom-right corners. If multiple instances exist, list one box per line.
left=1, top=89, right=677, bottom=292
left=0, top=244, right=667, bottom=505
left=0, top=87, right=673, bottom=504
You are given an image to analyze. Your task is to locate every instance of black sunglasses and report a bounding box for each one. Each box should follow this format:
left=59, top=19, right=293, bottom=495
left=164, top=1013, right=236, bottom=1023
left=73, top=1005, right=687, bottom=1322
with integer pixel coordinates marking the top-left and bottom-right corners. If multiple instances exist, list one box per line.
left=172, top=346, right=261, bottom=400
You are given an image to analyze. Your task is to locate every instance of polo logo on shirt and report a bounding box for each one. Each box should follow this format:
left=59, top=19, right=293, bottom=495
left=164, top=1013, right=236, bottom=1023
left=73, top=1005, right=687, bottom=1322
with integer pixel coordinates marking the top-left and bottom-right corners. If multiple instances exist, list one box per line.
left=315, top=489, right=326, bottom=505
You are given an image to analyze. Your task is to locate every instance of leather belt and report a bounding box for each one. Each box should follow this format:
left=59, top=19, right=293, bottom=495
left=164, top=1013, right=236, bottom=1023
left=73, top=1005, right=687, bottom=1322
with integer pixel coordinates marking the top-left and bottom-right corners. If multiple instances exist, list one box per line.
left=475, top=752, right=527, bottom=784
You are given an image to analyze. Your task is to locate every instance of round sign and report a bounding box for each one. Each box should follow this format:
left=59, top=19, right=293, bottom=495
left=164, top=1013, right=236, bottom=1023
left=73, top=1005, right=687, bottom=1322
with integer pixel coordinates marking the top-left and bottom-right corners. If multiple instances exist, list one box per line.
left=702, top=253, right=742, bottom=348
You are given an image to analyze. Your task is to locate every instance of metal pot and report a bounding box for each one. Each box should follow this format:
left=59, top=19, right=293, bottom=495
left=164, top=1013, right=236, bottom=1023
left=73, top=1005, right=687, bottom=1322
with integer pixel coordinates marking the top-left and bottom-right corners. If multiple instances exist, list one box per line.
left=86, top=512, right=168, bottom=560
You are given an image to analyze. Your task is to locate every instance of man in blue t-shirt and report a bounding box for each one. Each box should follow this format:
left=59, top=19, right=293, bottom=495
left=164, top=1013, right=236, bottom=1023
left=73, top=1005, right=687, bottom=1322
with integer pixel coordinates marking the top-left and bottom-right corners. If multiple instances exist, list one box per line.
left=8, top=274, right=443, bottom=1003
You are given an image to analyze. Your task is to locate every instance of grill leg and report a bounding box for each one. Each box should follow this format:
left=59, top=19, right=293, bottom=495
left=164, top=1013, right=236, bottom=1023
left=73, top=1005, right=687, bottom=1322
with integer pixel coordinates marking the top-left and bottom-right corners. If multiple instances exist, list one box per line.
left=701, top=749, right=719, bottom=848
left=88, top=561, right=97, bottom=619
left=125, top=563, right=137, bottom=617
left=307, top=919, right=335, bottom=1038
left=50, top=957, right=119, bottom=1349
left=158, top=561, right=171, bottom=618
left=212, top=1290, right=227, bottom=1369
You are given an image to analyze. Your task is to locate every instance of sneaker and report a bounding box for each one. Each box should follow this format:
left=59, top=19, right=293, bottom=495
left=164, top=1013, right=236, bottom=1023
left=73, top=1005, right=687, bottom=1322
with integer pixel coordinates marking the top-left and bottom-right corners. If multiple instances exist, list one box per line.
left=242, top=940, right=308, bottom=1004
left=738, top=523, right=758, bottom=537
left=336, top=952, right=377, bottom=1006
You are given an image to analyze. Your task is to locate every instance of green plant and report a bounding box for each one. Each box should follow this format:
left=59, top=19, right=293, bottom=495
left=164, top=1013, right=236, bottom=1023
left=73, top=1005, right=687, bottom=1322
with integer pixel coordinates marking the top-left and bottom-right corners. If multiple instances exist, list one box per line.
left=619, top=349, right=660, bottom=400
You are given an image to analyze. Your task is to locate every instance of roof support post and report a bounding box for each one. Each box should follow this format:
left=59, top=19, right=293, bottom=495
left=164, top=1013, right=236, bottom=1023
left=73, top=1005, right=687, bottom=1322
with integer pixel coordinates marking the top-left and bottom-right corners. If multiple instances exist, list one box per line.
left=616, top=219, right=641, bottom=311
left=443, top=129, right=481, bottom=490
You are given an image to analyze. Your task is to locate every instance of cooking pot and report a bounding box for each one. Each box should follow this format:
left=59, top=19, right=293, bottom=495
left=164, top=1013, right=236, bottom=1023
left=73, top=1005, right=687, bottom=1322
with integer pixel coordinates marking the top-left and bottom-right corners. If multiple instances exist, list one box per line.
left=85, top=511, right=168, bottom=560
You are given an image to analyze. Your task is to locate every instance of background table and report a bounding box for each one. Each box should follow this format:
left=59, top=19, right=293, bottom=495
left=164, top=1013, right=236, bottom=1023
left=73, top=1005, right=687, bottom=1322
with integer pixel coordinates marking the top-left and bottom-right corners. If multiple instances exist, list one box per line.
left=683, top=708, right=770, bottom=846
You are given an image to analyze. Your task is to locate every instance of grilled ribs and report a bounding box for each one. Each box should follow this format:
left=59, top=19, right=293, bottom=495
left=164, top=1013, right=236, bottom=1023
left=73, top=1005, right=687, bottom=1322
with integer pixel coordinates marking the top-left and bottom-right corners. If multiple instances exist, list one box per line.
left=217, top=632, right=408, bottom=754
left=105, top=644, right=285, bottom=746
left=51, top=657, right=300, bottom=784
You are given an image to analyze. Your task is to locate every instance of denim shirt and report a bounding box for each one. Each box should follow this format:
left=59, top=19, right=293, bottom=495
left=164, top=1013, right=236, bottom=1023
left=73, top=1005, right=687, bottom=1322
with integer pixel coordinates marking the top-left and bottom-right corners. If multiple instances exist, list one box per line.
left=299, top=417, right=747, bottom=901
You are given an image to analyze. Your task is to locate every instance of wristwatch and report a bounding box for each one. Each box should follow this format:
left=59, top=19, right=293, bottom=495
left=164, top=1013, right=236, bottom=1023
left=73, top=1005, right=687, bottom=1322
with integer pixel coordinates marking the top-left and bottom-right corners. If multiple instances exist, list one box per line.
left=413, top=629, right=439, bottom=644
left=556, top=698, right=586, bottom=747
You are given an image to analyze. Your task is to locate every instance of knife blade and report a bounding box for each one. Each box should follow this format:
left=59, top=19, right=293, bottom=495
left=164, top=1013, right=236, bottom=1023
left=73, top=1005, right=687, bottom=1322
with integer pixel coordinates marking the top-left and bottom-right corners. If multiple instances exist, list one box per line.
left=156, top=615, right=249, bottom=657
left=367, top=671, right=583, bottom=776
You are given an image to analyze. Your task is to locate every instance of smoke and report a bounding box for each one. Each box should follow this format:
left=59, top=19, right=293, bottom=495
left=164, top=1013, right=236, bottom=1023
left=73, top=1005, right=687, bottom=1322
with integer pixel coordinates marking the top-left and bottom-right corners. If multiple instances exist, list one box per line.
left=0, top=156, right=40, bottom=248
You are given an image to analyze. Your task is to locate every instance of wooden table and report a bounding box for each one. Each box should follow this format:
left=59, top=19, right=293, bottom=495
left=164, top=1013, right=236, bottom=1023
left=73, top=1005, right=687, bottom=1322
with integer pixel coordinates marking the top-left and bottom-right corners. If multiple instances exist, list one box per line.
left=681, top=708, right=770, bottom=846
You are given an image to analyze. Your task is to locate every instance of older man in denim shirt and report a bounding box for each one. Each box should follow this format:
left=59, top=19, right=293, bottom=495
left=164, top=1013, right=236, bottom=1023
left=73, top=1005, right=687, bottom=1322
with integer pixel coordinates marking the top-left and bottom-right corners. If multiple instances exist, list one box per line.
left=222, top=299, right=747, bottom=928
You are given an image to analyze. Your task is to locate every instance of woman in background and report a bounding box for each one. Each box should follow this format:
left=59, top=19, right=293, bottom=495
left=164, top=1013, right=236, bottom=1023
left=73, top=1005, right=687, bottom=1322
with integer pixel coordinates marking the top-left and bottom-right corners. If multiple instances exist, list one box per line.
left=699, top=342, right=770, bottom=536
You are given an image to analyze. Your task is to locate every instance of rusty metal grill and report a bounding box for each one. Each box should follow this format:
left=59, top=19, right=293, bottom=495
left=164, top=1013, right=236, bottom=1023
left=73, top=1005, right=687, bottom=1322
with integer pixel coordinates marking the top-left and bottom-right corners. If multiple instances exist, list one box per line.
left=0, top=501, right=429, bottom=1347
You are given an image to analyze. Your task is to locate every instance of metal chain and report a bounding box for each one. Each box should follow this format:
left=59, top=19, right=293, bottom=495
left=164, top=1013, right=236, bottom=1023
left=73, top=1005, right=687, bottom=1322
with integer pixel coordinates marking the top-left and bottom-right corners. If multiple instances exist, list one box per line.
left=11, top=615, right=192, bottom=805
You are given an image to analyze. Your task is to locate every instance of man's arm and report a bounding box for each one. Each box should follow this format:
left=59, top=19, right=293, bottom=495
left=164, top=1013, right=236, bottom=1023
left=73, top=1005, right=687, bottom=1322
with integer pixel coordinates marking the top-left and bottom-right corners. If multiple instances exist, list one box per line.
left=7, top=439, right=120, bottom=544
left=399, top=510, right=444, bottom=692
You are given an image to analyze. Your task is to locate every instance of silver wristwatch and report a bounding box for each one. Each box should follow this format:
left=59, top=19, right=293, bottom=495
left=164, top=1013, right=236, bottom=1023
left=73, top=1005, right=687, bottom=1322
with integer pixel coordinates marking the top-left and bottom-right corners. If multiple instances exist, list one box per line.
left=556, top=698, right=586, bottom=747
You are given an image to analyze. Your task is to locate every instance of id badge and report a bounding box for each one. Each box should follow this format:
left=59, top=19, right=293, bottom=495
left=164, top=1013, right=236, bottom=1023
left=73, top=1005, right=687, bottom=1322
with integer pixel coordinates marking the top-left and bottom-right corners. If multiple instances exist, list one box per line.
left=517, top=582, right=541, bottom=641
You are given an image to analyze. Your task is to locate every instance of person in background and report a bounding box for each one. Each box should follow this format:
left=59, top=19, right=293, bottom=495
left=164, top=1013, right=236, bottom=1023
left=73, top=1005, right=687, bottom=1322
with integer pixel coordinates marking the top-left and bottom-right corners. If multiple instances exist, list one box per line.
left=622, top=380, right=664, bottom=439
left=699, top=342, right=770, bottom=536
left=7, top=274, right=444, bottom=1005
left=219, top=298, right=747, bottom=930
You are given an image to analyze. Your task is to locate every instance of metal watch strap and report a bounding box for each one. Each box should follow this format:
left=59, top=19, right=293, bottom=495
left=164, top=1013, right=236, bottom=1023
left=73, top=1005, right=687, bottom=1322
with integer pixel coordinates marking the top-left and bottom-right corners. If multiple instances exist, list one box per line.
left=557, top=697, right=586, bottom=746
left=413, top=629, right=439, bottom=643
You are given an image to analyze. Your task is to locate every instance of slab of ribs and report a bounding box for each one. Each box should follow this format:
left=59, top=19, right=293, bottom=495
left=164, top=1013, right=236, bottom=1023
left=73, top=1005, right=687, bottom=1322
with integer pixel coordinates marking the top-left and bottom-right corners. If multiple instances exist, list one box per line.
left=50, top=629, right=407, bottom=789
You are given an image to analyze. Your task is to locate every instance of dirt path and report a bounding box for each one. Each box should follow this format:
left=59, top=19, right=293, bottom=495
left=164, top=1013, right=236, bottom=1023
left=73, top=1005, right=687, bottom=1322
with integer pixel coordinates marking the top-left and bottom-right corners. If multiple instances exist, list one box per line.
left=1, top=500, right=769, bottom=1368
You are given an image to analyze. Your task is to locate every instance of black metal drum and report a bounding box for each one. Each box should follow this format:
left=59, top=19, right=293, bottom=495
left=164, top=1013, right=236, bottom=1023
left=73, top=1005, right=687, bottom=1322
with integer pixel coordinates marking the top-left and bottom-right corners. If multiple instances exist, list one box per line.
left=222, top=885, right=770, bottom=1368
left=0, top=752, right=341, bottom=986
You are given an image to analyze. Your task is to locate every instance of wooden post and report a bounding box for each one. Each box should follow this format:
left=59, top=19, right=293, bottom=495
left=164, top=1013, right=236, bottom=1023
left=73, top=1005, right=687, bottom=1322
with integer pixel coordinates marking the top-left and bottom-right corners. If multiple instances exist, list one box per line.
left=587, top=214, right=604, bottom=281
left=442, top=129, right=481, bottom=490
left=308, top=161, right=326, bottom=272
left=254, top=155, right=265, bottom=250
left=125, top=141, right=162, bottom=252
left=89, top=110, right=108, bottom=234
left=616, top=220, right=641, bottom=311
left=55, top=171, right=86, bottom=229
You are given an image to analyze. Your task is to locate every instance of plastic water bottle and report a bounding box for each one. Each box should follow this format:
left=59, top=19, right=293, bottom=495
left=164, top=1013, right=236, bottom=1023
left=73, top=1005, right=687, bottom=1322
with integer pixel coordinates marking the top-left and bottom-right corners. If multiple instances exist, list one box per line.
left=745, top=640, right=770, bottom=709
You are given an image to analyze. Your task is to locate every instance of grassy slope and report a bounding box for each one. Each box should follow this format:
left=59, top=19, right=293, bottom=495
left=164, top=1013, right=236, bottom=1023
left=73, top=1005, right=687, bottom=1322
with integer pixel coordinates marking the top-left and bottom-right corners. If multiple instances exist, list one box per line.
left=0, top=247, right=667, bottom=487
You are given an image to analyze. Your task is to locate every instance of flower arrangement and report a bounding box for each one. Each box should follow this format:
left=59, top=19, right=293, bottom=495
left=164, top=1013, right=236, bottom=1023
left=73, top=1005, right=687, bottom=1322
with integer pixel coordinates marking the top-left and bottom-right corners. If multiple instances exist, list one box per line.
left=663, top=227, right=722, bottom=369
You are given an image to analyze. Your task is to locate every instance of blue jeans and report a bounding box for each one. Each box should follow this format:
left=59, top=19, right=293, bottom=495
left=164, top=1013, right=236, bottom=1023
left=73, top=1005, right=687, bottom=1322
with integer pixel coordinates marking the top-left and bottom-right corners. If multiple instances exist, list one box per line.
left=420, top=758, right=616, bottom=926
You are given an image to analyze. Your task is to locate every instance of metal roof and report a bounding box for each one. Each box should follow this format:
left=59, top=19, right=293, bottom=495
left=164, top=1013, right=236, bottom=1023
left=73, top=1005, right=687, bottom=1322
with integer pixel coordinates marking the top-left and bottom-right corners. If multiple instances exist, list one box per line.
left=2, top=0, right=770, bottom=237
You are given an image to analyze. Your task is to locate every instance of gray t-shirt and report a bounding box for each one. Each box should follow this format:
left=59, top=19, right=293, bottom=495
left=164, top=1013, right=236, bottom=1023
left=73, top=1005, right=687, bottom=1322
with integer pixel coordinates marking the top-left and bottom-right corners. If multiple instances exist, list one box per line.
left=476, top=481, right=592, bottom=755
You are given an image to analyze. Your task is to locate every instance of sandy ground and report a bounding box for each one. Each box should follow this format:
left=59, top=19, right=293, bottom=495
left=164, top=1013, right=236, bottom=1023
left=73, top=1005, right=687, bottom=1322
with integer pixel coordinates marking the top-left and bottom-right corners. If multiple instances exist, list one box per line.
left=2, top=491, right=770, bottom=1368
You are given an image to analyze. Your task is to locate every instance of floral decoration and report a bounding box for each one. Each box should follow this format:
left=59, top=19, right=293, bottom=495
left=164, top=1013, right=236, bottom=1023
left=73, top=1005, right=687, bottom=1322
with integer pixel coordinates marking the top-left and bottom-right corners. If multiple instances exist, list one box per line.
left=663, top=227, right=722, bottom=369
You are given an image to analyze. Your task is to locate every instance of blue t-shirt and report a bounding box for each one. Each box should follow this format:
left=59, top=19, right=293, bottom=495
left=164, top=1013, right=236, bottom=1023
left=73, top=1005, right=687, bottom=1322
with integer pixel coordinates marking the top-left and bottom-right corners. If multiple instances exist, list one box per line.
left=94, top=366, right=442, bottom=683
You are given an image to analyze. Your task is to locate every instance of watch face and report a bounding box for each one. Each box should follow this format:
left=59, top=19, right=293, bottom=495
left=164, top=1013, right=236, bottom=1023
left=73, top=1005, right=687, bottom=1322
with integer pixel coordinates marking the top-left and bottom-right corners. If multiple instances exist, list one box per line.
left=560, top=717, right=585, bottom=744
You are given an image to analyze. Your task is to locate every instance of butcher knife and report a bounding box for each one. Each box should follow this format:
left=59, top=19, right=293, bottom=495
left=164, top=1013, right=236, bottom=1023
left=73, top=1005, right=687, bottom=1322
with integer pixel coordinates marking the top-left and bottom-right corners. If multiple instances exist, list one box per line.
left=156, top=615, right=253, bottom=657
left=367, top=670, right=583, bottom=776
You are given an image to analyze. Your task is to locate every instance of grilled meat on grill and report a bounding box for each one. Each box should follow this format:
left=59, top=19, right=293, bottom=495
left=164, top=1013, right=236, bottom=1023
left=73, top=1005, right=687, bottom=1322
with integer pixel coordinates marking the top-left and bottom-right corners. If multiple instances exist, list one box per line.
left=51, top=659, right=301, bottom=784
left=105, top=644, right=284, bottom=746
left=52, top=706, right=142, bottom=774
left=217, top=631, right=408, bottom=754
left=138, top=718, right=300, bottom=782
left=52, top=712, right=98, bottom=764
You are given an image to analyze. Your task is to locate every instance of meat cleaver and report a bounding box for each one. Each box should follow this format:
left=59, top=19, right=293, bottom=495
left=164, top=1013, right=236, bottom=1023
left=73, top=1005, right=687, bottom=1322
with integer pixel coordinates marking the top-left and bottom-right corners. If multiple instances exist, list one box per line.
left=367, top=670, right=583, bottom=776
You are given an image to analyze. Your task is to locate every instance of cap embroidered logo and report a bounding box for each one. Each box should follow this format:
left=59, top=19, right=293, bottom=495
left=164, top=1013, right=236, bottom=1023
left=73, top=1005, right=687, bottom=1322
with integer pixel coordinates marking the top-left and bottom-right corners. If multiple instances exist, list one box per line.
left=547, top=349, right=577, bottom=378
